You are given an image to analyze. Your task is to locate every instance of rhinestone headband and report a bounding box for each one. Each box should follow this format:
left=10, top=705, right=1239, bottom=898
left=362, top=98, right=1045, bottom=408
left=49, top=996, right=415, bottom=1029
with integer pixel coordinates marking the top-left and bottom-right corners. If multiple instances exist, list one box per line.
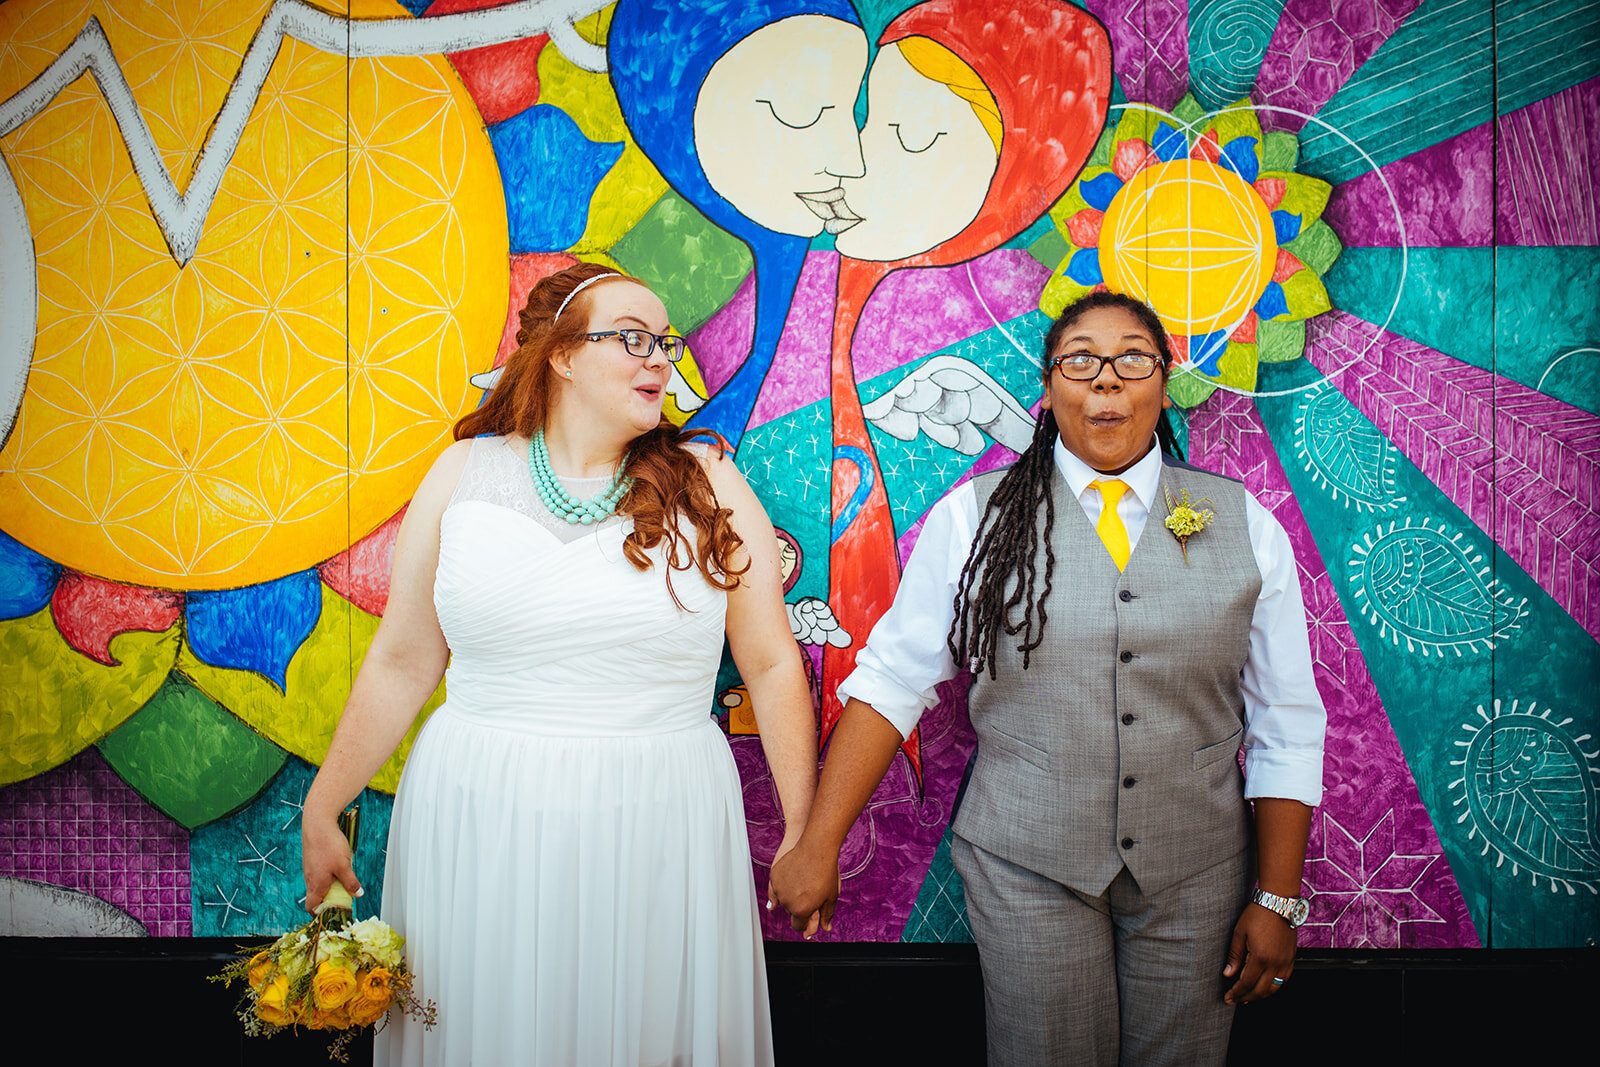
left=554, top=272, right=622, bottom=323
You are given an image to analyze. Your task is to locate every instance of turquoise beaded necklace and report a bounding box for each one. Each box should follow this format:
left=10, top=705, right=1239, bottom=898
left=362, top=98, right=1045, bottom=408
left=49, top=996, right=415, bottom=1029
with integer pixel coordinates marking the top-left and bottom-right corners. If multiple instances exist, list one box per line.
left=527, top=429, right=632, bottom=525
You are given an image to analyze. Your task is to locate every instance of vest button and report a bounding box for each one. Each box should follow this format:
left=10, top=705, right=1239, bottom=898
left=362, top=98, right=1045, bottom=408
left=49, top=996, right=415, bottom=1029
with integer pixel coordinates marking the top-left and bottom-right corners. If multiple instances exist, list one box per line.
left=1119, top=650, right=1134, bottom=663
left=1121, top=713, right=1136, bottom=725
left=1121, top=837, right=1135, bottom=850
left=1123, top=776, right=1137, bottom=788
left=1119, top=590, right=1132, bottom=602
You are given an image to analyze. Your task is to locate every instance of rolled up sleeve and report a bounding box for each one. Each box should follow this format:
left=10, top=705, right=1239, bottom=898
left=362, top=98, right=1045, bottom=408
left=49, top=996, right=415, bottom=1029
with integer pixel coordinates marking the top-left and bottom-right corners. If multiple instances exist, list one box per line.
left=835, top=484, right=976, bottom=740
left=1239, top=493, right=1327, bottom=806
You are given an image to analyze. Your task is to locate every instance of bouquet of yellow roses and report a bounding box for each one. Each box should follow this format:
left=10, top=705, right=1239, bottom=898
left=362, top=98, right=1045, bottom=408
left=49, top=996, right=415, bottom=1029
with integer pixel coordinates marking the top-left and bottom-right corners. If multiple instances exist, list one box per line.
left=212, top=809, right=435, bottom=1061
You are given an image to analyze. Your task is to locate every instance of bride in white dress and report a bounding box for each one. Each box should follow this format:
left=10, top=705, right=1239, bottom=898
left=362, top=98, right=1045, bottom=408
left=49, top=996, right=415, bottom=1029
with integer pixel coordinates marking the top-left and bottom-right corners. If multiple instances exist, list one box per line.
left=301, top=264, right=820, bottom=1065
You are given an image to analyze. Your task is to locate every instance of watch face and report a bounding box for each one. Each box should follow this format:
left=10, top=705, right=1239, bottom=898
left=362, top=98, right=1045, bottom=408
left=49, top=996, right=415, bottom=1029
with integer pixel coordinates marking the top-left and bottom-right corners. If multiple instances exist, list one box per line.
left=1289, top=898, right=1310, bottom=928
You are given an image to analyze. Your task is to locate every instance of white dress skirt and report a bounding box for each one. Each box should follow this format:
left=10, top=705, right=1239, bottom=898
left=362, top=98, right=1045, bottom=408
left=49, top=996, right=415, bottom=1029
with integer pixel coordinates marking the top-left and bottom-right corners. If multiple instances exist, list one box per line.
left=375, top=438, right=773, bottom=1065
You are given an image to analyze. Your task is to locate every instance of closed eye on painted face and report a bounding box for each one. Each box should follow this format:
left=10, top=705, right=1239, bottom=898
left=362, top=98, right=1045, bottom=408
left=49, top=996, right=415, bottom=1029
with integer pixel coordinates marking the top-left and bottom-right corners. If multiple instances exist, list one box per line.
left=693, top=15, right=868, bottom=238
left=832, top=38, right=999, bottom=262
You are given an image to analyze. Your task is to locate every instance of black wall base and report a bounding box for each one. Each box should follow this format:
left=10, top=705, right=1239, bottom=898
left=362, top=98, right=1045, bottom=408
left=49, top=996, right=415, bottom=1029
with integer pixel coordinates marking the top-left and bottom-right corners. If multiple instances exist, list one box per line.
left=3, top=938, right=1592, bottom=1064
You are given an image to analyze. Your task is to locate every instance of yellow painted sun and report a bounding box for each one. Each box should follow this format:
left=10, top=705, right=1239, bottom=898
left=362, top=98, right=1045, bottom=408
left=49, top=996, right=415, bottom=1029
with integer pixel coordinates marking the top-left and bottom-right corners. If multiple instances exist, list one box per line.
left=0, top=0, right=508, bottom=589
left=1100, top=159, right=1277, bottom=339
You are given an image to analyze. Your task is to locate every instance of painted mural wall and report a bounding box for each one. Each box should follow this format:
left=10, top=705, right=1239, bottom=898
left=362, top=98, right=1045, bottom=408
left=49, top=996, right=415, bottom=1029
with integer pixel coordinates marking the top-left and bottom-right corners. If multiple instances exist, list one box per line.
left=0, top=0, right=1595, bottom=949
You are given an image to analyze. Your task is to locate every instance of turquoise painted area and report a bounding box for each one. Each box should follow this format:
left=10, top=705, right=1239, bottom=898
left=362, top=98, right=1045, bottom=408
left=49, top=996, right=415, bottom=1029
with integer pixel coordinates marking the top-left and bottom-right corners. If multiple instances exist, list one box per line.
left=1299, top=0, right=1492, bottom=184
left=1494, top=248, right=1600, bottom=416
left=190, top=758, right=393, bottom=936
left=901, top=824, right=974, bottom=943
left=1326, top=246, right=1495, bottom=371
left=1496, top=0, right=1600, bottom=116
left=1258, top=359, right=1600, bottom=947
left=1328, top=247, right=1600, bottom=415
left=1188, top=0, right=1286, bottom=111
left=737, top=403, right=834, bottom=608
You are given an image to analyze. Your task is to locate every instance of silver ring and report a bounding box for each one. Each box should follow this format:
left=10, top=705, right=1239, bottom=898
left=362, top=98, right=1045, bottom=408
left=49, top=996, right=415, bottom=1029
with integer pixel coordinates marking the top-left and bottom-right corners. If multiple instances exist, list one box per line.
left=1270, top=977, right=1286, bottom=986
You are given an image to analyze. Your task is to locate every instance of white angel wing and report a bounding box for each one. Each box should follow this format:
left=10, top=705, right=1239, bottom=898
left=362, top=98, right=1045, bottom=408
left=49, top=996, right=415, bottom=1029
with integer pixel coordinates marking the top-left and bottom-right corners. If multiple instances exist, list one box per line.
left=787, top=597, right=851, bottom=648
left=863, top=355, right=1035, bottom=456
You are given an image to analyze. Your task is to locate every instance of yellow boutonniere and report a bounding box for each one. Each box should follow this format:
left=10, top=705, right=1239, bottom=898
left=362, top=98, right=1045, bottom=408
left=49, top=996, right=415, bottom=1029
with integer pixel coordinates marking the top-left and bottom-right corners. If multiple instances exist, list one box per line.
left=1163, top=488, right=1215, bottom=563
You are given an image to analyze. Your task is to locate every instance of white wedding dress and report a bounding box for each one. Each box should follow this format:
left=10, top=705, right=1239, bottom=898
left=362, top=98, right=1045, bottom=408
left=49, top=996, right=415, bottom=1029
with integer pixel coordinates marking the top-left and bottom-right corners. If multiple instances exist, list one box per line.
left=375, top=437, right=773, bottom=1065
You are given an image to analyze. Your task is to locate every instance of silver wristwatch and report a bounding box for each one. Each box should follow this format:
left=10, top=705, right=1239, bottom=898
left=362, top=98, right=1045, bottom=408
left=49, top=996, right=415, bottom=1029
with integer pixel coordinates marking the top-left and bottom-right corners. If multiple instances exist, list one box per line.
left=1251, top=888, right=1310, bottom=928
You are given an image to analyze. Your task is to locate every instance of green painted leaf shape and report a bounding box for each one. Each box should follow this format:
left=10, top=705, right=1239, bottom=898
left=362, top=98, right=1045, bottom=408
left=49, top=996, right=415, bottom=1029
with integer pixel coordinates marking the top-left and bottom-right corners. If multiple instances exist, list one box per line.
left=0, top=609, right=179, bottom=785
left=610, top=190, right=750, bottom=333
left=1258, top=318, right=1306, bottom=363
left=1261, top=171, right=1332, bottom=227
left=178, top=583, right=441, bottom=794
left=1286, top=219, right=1343, bottom=276
left=98, top=672, right=288, bottom=830
left=1280, top=269, right=1332, bottom=321
left=1166, top=367, right=1218, bottom=408
left=1262, top=130, right=1299, bottom=172
left=1209, top=98, right=1263, bottom=153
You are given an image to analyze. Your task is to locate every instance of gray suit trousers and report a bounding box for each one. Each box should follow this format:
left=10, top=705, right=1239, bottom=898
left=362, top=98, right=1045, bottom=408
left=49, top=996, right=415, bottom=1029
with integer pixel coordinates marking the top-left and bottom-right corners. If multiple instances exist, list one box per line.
left=953, top=837, right=1253, bottom=1066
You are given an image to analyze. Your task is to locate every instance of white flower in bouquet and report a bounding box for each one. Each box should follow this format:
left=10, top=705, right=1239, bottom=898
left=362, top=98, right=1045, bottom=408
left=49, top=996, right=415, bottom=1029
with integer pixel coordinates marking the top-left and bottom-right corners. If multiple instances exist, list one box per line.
left=347, top=916, right=406, bottom=970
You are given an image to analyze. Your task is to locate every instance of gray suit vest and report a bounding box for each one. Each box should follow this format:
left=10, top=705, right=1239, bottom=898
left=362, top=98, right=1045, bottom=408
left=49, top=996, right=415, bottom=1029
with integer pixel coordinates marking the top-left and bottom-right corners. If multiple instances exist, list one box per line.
left=952, top=455, right=1261, bottom=896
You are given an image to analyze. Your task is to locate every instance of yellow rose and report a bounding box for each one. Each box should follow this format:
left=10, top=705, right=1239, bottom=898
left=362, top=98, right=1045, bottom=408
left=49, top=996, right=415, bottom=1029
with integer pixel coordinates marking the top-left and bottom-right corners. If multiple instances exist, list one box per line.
left=256, top=976, right=294, bottom=1027
left=246, top=951, right=273, bottom=992
left=312, top=960, right=359, bottom=1011
left=345, top=968, right=395, bottom=1027
left=305, top=1003, right=351, bottom=1031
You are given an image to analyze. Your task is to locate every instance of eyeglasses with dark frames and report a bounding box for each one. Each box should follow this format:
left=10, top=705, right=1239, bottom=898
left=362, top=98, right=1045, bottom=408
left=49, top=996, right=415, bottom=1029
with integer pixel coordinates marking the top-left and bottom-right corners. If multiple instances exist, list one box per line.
left=1051, top=350, right=1165, bottom=381
left=586, top=329, right=687, bottom=363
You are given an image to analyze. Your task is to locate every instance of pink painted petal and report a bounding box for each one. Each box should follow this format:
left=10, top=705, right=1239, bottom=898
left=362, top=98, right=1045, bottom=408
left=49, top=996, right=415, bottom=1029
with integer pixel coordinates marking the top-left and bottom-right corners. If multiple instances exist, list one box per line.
left=1254, top=176, right=1287, bottom=210
left=1066, top=208, right=1104, bottom=249
left=1113, top=138, right=1158, bottom=182
left=1273, top=248, right=1306, bottom=282
left=319, top=507, right=406, bottom=617
left=50, top=573, right=182, bottom=667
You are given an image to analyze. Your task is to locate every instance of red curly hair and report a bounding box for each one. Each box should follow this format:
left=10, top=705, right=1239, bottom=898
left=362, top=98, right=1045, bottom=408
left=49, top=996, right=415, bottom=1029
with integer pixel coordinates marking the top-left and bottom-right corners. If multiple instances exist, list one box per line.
left=454, top=262, right=746, bottom=592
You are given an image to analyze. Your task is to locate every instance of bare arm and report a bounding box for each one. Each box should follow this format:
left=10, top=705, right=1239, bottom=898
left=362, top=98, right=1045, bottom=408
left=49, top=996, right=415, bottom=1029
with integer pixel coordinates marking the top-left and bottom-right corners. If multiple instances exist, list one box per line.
left=704, top=453, right=817, bottom=861
left=1223, top=796, right=1313, bottom=1004
left=767, top=696, right=904, bottom=933
left=300, top=441, right=469, bottom=910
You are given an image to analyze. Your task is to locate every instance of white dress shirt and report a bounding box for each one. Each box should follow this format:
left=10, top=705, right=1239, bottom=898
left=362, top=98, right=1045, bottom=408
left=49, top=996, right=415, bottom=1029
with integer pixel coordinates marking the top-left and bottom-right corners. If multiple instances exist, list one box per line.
left=837, top=439, right=1326, bottom=806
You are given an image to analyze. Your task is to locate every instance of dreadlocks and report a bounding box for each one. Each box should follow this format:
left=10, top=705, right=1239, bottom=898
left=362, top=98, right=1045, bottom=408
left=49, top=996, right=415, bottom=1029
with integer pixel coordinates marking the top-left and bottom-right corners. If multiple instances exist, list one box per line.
left=947, top=290, right=1177, bottom=677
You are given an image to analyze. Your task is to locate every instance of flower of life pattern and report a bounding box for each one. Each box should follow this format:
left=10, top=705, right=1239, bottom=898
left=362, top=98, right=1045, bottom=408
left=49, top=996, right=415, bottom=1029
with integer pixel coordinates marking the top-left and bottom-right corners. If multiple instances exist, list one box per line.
left=0, top=0, right=506, bottom=588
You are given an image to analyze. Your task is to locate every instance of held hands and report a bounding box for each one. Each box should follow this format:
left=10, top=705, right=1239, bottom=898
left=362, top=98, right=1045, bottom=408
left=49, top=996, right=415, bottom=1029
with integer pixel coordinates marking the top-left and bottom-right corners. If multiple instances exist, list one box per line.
left=1222, top=902, right=1297, bottom=1004
left=301, top=813, right=363, bottom=913
left=767, top=833, right=841, bottom=940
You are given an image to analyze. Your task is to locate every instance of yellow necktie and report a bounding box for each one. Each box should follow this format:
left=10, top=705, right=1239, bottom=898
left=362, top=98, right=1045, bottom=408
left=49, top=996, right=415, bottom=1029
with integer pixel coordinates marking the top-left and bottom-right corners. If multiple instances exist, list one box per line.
left=1091, top=479, right=1131, bottom=572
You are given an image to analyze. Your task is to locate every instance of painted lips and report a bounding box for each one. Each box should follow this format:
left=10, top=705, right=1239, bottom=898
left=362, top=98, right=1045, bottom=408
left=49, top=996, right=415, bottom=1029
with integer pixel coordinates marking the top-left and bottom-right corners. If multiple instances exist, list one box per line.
left=797, top=187, right=863, bottom=234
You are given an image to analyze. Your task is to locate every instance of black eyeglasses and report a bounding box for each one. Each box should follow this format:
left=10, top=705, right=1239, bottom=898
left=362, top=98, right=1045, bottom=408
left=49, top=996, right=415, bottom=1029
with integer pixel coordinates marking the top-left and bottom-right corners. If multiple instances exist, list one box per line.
left=1051, top=351, right=1165, bottom=381
left=586, top=329, right=686, bottom=363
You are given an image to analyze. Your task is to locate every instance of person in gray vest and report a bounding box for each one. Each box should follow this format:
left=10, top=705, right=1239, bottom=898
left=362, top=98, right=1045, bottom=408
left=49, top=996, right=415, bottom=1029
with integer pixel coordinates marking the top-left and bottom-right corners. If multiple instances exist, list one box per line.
left=768, top=291, right=1326, bottom=1065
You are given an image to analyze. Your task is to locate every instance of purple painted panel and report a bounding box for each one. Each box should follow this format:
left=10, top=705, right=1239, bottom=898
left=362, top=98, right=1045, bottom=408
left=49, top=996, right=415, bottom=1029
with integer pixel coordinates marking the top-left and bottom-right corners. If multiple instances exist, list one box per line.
left=851, top=251, right=1053, bottom=385
left=1496, top=76, right=1600, bottom=246
left=1324, top=121, right=1493, bottom=246
left=1085, top=0, right=1189, bottom=111
left=0, top=747, right=190, bottom=936
left=1305, top=311, right=1600, bottom=639
left=1188, top=390, right=1476, bottom=947
left=1254, top=0, right=1422, bottom=134
left=738, top=675, right=975, bottom=942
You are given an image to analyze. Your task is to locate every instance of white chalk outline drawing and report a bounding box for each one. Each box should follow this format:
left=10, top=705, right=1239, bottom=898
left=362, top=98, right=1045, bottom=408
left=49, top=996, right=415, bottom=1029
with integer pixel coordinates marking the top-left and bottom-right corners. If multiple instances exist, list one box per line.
left=1448, top=698, right=1600, bottom=895
left=1347, top=516, right=1528, bottom=656
left=1092, top=100, right=1407, bottom=403
left=0, top=0, right=610, bottom=448
left=1536, top=346, right=1600, bottom=393
left=1293, top=380, right=1405, bottom=511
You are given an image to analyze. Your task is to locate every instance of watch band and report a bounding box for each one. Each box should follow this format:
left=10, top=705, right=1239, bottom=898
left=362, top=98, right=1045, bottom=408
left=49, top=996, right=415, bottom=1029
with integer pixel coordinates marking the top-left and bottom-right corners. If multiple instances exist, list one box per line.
left=1251, top=888, right=1310, bottom=929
